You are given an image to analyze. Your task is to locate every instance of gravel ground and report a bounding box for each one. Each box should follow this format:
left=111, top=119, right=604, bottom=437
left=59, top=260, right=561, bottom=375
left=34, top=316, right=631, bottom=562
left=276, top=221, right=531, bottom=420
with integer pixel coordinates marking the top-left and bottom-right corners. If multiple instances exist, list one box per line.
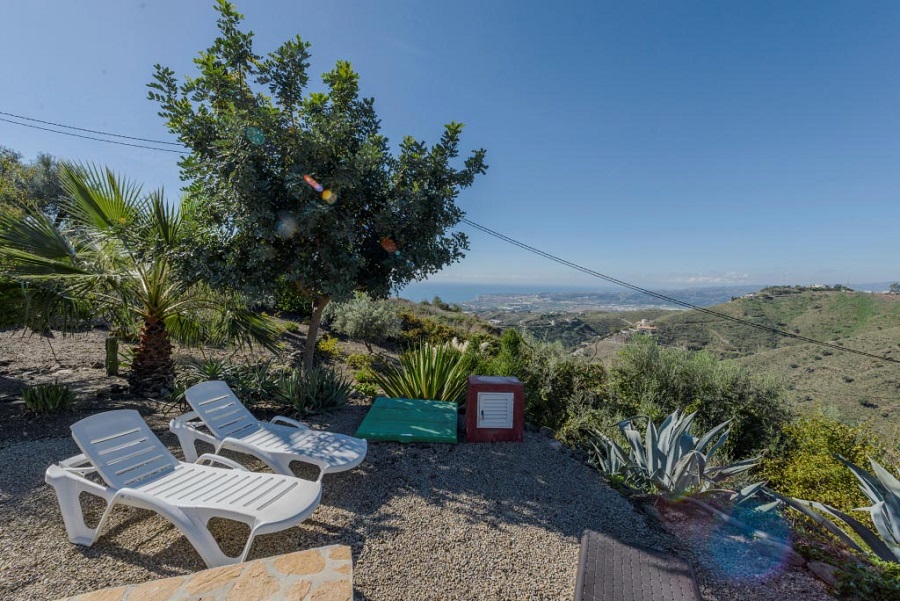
left=0, top=410, right=836, bottom=601
left=0, top=404, right=670, bottom=601
left=0, top=329, right=835, bottom=600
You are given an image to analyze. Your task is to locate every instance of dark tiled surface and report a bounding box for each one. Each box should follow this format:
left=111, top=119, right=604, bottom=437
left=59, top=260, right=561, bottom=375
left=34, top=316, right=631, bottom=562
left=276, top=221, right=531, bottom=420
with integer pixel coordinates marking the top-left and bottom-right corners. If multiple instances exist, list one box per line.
left=575, top=530, right=701, bottom=601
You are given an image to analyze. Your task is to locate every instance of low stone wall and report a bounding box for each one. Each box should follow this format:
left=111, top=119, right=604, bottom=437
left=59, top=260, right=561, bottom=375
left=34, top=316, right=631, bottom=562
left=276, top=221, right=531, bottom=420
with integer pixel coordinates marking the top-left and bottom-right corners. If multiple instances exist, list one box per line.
left=57, top=545, right=353, bottom=601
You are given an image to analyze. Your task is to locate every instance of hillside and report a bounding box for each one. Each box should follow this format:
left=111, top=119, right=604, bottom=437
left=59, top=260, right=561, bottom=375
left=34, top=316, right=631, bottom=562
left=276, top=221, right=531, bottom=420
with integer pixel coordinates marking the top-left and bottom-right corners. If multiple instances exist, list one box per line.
left=480, top=309, right=675, bottom=349
left=486, top=290, right=900, bottom=447
left=655, top=291, right=900, bottom=446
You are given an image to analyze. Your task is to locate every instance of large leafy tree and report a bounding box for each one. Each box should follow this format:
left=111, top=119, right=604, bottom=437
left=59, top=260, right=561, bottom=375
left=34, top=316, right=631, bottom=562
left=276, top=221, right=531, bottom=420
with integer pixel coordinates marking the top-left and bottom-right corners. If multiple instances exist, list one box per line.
left=0, top=146, right=65, bottom=220
left=0, top=163, right=279, bottom=394
left=149, top=1, right=487, bottom=368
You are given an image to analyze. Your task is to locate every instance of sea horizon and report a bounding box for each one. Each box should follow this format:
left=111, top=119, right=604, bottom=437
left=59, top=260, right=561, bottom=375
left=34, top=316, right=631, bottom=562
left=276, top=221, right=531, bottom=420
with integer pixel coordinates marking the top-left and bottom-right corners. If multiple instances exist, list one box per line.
left=395, top=281, right=897, bottom=306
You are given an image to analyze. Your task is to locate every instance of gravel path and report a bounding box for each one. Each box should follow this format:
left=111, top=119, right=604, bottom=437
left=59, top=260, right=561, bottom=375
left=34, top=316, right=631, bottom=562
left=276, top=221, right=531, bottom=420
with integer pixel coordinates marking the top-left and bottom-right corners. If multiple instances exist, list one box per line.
left=0, top=405, right=835, bottom=601
left=0, top=404, right=670, bottom=601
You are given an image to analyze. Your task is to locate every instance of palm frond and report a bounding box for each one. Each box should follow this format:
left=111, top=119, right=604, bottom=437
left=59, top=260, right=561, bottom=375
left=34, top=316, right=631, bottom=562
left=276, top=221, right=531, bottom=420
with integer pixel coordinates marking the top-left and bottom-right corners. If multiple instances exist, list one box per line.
left=59, top=163, right=142, bottom=232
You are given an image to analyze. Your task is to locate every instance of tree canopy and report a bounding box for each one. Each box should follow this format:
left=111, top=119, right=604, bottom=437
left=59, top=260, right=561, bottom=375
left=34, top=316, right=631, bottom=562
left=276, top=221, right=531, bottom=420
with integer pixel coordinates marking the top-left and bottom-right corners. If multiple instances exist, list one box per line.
left=0, top=146, right=65, bottom=219
left=148, top=1, right=487, bottom=367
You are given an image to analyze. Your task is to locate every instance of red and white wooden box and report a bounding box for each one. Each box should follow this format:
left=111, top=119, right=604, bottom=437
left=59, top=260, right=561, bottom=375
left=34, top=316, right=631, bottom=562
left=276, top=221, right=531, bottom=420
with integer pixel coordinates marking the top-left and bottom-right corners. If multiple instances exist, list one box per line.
left=465, top=375, right=524, bottom=443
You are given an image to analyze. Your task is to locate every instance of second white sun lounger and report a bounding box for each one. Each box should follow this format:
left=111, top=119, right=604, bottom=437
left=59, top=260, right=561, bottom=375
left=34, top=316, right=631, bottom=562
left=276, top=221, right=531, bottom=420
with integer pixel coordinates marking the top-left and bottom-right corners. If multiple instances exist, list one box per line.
left=45, top=409, right=322, bottom=568
left=171, top=380, right=367, bottom=478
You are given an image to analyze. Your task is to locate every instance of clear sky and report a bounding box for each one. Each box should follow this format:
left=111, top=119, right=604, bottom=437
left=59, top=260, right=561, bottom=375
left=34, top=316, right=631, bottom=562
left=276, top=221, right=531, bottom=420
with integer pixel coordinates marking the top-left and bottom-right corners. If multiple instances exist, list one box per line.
left=2, top=1, right=898, bottom=289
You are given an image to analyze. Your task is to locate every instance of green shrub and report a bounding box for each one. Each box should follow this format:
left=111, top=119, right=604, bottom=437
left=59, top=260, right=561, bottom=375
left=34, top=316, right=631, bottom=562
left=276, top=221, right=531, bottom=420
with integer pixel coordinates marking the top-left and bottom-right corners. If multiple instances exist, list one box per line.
left=346, top=353, right=373, bottom=370
left=181, top=356, right=235, bottom=382
left=759, top=414, right=885, bottom=514
left=316, top=335, right=342, bottom=360
left=473, top=328, right=606, bottom=430
left=355, top=367, right=379, bottom=384
left=175, top=357, right=278, bottom=407
left=272, top=277, right=313, bottom=317
left=838, top=558, right=900, bottom=600
left=372, top=342, right=472, bottom=404
left=354, top=382, right=379, bottom=398
left=232, top=359, right=279, bottom=405
left=274, top=366, right=350, bottom=415
left=399, top=311, right=459, bottom=345
left=326, top=292, right=401, bottom=352
left=283, top=321, right=300, bottom=333
left=23, top=380, right=74, bottom=414
left=608, top=335, right=789, bottom=458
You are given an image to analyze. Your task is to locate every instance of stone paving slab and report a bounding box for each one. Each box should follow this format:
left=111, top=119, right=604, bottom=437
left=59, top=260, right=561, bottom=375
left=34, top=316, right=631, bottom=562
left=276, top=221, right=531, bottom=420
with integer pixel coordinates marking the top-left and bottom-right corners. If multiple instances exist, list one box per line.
left=57, top=545, right=353, bottom=601
left=574, top=530, right=700, bottom=601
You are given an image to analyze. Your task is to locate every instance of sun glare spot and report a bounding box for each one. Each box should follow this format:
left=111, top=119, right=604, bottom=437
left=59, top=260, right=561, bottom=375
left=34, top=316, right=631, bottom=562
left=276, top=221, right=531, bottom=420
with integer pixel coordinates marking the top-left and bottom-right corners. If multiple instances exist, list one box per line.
left=303, top=174, right=324, bottom=193
left=276, top=214, right=298, bottom=238
left=245, top=126, right=265, bottom=145
left=380, top=237, right=398, bottom=253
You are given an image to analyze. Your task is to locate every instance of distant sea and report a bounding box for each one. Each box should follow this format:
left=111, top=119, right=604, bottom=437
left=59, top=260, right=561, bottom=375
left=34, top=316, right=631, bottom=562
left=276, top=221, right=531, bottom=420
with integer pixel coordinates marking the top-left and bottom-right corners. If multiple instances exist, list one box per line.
left=396, top=281, right=897, bottom=306
left=396, top=282, right=608, bottom=304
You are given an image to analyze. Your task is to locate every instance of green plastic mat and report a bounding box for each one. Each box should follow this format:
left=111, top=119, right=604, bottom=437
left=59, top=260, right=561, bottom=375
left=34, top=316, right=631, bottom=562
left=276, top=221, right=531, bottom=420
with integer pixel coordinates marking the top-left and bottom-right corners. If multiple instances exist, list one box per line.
left=355, top=397, right=458, bottom=444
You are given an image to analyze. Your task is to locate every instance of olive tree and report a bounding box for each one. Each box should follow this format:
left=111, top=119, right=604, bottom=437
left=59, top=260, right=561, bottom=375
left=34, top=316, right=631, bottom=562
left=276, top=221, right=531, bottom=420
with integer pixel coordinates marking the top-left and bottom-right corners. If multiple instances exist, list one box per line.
left=149, top=1, right=487, bottom=368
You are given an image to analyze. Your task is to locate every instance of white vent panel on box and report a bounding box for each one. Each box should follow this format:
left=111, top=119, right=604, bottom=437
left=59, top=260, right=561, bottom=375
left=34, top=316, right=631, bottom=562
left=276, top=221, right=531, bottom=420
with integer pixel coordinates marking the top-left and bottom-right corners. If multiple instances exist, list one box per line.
left=477, top=392, right=514, bottom=429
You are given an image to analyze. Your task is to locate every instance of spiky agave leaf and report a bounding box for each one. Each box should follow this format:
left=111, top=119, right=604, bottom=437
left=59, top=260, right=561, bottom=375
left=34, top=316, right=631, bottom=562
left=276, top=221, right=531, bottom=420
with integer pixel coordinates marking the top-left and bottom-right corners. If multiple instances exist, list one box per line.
left=609, top=409, right=760, bottom=498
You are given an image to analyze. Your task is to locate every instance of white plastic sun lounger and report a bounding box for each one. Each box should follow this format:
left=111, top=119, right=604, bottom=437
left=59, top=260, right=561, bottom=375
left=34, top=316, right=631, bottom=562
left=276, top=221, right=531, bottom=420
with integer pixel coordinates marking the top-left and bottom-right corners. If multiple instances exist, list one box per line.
left=45, top=409, right=322, bottom=568
left=170, top=380, right=367, bottom=478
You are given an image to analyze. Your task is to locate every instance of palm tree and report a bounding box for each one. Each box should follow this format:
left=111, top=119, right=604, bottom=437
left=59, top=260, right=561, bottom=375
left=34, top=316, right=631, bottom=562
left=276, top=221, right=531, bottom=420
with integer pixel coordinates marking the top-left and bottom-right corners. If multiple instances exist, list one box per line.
left=0, top=164, right=279, bottom=394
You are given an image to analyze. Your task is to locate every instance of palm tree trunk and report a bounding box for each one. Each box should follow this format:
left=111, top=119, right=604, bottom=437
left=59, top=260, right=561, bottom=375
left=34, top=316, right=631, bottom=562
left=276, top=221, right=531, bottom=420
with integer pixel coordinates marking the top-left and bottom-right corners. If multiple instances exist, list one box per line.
left=128, top=315, right=175, bottom=395
left=302, top=295, right=330, bottom=370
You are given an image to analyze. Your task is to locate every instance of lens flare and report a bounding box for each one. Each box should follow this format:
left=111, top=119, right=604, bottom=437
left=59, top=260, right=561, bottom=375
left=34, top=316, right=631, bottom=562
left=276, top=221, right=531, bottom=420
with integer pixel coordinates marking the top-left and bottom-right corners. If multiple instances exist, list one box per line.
left=321, top=189, right=337, bottom=204
left=303, top=174, right=324, bottom=193
left=380, top=237, right=398, bottom=253
left=275, top=213, right=298, bottom=238
left=245, top=126, right=265, bottom=145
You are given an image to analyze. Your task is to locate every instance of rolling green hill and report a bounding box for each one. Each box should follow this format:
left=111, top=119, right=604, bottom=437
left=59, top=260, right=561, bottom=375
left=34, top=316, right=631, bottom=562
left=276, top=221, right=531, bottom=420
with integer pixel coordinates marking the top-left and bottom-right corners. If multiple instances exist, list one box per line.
left=492, top=290, right=900, bottom=447
left=630, top=291, right=900, bottom=447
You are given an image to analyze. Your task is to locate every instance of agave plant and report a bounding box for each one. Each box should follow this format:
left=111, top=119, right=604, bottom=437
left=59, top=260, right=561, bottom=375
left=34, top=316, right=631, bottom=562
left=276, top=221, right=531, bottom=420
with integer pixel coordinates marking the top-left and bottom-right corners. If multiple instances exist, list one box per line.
left=586, top=409, right=761, bottom=497
left=275, top=366, right=351, bottom=415
left=763, top=456, right=899, bottom=563
left=0, top=164, right=280, bottom=394
left=372, top=342, right=471, bottom=404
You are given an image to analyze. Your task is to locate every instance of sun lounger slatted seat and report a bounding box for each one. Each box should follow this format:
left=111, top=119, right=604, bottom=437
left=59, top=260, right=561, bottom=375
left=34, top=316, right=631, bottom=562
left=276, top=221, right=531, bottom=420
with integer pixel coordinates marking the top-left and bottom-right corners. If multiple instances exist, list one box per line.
left=45, top=409, right=322, bottom=568
left=171, top=380, right=367, bottom=479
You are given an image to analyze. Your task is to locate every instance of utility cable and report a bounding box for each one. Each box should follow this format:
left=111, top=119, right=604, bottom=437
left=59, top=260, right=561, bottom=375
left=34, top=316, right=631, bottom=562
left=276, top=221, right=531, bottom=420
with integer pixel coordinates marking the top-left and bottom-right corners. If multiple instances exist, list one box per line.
left=0, top=110, right=183, bottom=146
left=0, top=116, right=184, bottom=154
left=2, top=109, right=894, bottom=366
left=460, top=218, right=900, bottom=365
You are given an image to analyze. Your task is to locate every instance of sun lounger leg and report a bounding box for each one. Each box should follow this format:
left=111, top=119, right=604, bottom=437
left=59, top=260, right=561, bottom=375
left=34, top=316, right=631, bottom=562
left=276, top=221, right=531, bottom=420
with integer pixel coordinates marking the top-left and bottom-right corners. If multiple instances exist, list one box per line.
left=172, top=425, right=201, bottom=462
left=165, top=509, right=240, bottom=568
left=45, top=465, right=110, bottom=546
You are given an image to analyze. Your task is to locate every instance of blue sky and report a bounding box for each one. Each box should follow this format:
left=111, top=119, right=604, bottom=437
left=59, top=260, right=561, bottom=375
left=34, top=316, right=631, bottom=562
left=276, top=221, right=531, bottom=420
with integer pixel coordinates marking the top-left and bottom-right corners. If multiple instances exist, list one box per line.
left=2, top=1, right=899, bottom=289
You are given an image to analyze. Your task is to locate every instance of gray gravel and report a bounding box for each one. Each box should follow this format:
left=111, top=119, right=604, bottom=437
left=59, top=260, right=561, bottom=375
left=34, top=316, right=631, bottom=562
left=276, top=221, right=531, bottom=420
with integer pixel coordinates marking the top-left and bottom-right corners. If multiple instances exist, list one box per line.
left=0, top=404, right=833, bottom=600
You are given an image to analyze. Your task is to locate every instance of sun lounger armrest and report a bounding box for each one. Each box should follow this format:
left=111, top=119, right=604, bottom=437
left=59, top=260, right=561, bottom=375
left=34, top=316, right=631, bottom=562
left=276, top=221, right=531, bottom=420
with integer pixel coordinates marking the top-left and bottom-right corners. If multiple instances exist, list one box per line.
left=58, top=453, right=99, bottom=475
left=195, top=454, right=250, bottom=471
left=270, top=415, right=309, bottom=430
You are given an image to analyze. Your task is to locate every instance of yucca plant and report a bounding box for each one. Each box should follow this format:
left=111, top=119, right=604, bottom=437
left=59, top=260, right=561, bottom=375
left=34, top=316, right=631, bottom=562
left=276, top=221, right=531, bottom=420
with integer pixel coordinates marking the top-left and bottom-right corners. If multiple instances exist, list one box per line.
left=371, top=342, right=471, bottom=404
left=763, top=456, right=899, bottom=563
left=23, top=380, right=74, bottom=414
left=586, top=409, right=761, bottom=497
left=0, top=164, right=280, bottom=394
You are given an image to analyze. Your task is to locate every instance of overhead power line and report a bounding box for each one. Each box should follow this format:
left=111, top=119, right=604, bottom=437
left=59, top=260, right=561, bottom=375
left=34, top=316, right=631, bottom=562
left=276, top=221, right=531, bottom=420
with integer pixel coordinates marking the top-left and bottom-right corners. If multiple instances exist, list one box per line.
left=0, top=110, right=183, bottom=146
left=460, top=218, right=900, bottom=366
left=0, top=116, right=184, bottom=154
left=2, top=110, right=894, bottom=367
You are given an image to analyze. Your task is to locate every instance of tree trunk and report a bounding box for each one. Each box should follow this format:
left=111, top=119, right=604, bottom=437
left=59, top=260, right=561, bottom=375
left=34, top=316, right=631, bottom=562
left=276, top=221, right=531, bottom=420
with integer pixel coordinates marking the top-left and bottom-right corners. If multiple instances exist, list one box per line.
left=302, top=295, right=330, bottom=371
left=128, top=315, right=175, bottom=395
